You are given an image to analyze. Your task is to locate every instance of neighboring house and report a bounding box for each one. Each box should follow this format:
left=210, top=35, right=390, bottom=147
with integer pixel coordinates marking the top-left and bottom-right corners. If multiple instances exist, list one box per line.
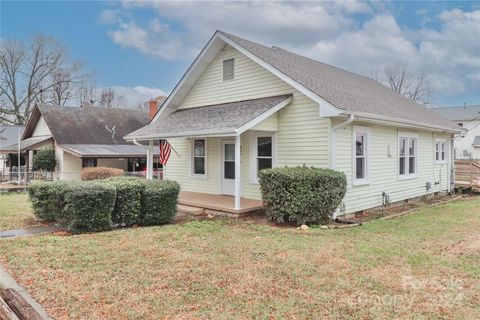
left=4, top=103, right=160, bottom=181
left=0, top=125, right=26, bottom=177
left=126, top=31, right=462, bottom=217
left=432, top=105, right=480, bottom=159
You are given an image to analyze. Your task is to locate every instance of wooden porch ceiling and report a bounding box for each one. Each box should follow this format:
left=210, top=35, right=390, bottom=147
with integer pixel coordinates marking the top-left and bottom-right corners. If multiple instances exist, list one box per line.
left=178, top=191, right=263, bottom=214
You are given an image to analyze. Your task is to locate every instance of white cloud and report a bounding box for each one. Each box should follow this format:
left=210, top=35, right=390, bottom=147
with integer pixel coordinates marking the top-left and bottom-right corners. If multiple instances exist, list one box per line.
left=102, top=85, right=166, bottom=107
left=102, top=2, right=480, bottom=103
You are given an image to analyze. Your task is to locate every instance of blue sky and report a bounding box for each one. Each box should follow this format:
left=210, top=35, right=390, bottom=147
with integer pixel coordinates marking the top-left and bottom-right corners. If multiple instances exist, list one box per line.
left=2, top=1, right=479, bottom=107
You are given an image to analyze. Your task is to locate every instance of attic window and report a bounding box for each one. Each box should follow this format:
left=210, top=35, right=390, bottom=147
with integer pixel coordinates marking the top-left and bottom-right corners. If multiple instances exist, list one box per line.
left=223, top=58, right=234, bottom=81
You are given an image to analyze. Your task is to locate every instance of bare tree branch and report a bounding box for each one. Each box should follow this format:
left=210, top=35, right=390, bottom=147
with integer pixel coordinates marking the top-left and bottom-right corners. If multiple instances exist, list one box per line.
left=0, top=34, right=93, bottom=124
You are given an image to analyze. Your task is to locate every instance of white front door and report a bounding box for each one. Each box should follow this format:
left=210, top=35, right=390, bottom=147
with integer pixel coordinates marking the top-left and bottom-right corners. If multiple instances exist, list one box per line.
left=222, top=140, right=235, bottom=195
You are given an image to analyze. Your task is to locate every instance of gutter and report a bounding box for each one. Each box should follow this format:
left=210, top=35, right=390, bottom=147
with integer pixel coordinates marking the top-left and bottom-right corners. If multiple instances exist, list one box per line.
left=330, top=114, right=354, bottom=169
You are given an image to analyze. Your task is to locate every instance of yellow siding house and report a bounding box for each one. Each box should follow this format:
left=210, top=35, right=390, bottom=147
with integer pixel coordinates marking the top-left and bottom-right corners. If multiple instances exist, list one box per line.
left=126, top=31, right=462, bottom=217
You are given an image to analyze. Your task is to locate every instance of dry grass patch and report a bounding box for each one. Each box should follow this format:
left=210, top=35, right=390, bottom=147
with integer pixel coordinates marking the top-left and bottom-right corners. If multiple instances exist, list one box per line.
left=0, top=197, right=479, bottom=319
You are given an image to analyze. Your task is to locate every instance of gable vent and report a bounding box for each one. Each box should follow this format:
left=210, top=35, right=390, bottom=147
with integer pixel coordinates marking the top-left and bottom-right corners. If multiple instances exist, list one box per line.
left=223, top=58, right=234, bottom=81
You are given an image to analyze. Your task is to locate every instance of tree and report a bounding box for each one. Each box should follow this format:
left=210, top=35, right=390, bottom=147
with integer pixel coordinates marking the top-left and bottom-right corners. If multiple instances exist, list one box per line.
left=0, top=34, right=92, bottom=125
left=368, top=60, right=433, bottom=106
left=33, top=149, right=56, bottom=171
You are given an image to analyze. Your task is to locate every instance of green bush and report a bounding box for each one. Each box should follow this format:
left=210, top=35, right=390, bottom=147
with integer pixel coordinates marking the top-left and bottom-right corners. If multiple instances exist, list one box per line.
left=103, top=176, right=144, bottom=226
left=63, top=182, right=116, bottom=233
left=141, top=180, right=180, bottom=226
left=28, top=181, right=70, bottom=221
left=259, top=166, right=347, bottom=225
left=32, top=149, right=56, bottom=171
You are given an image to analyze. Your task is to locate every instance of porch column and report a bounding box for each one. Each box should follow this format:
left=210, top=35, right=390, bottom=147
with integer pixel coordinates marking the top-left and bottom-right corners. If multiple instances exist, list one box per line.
left=146, top=140, right=154, bottom=180
left=234, top=134, right=242, bottom=210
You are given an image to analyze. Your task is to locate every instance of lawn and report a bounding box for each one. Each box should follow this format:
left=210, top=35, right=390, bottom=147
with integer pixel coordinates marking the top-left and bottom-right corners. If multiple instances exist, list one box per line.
left=0, top=192, right=42, bottom=230
left=0, top=196, right=479, bottom=319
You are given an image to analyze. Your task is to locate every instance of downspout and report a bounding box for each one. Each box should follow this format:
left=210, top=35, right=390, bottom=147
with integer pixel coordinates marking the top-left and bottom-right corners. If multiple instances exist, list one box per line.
left=330, top=114, right=354, bottom=169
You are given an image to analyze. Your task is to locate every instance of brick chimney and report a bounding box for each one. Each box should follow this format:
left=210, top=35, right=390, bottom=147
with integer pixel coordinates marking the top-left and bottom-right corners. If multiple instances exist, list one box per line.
left=148, top=99, right=158, bottom=119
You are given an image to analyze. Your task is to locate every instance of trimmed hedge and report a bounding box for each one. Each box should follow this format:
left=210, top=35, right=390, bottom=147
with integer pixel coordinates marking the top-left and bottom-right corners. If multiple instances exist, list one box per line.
left=103, top=176, right=145, bottom=226
left=142, top=180, right=180, bottom=226
left=81, top=167, right=123, bottom=181
left=29, top=181, right=71, bottom=221
left=63, top=182, right=116, bottom=233
left=259, top=166, right=347, bottom=225
left=29, top=178, right=180, bottom=233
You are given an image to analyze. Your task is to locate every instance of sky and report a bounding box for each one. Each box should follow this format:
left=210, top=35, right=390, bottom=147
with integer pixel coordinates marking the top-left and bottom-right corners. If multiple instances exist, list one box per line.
left=1, top=0, right=479, bottom=107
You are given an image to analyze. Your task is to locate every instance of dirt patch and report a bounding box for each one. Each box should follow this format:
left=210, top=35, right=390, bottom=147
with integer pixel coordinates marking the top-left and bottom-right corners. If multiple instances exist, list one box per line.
left=442, top=234, right=480, bottom=256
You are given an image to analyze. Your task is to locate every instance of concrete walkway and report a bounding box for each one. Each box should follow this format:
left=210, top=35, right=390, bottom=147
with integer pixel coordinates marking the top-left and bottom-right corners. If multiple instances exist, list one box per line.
left=0, top=225, right=58, bottom=239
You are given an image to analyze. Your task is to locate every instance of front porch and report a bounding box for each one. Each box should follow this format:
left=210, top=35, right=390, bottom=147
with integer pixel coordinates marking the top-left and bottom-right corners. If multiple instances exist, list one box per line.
left=178, top=191, right=263, bottom=215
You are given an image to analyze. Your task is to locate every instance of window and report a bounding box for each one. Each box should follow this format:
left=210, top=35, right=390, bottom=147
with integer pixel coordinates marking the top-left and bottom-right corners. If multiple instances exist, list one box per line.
left=353, top=126, right=370, bottom=185
left=435, top=139, right=447, bottom=163
left=82, top=158, right=97, bottom=168
left=250, top=133, right=276, bottom=182
left=223, top=58, right=234, bottom=81
left=257, top=137, right=272, bottom=173
left=192, top=139, right=206, bottom=176
left=399, top=134, right=417, bottom=178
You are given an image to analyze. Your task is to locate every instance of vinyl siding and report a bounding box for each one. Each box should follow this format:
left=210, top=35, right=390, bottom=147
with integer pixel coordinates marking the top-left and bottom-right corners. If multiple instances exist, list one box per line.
left=32, top=116, right=51, bottom=137
left=334, top=120, right=452, bottom=214
left=54, top=147, right=82, bottom=180
left=167, top=44, right=330, bottom=199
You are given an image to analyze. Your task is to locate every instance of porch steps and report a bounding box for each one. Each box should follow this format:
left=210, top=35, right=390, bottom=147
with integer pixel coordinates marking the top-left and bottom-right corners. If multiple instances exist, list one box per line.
left=177, top=204, right=205, bottom=216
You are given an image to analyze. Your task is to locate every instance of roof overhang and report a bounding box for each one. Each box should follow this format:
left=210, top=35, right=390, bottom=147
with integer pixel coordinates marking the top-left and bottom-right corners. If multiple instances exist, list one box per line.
left=59, top=144, right=159, bottom=158
left=339, top=111, right=464, bottom=134
left=126, top=95, right=291, bottom=141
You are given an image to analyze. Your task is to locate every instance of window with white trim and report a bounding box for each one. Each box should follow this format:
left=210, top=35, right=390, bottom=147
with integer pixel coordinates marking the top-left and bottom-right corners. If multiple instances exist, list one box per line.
left=399, top=134, right=417, bottom=177
left=353, top=126, right=370, bottom=185
left=435, top=139, right=447, bottom=163
left=249, top=133, right=276, bottom=182
left=223, top=58, right=234, bottom=81
left=192, top=139, right=206, bottom=176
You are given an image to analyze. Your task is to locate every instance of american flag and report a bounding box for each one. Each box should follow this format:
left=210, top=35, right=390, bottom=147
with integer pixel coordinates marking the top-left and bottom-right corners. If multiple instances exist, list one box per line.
left=159, top=139, right=172, bottom=165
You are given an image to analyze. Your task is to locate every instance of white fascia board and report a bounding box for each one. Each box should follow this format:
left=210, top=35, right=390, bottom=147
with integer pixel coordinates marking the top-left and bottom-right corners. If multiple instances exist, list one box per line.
left=235, top=96, right=292, bottom=134
left=344, top=111, right=463, bottom=133
left=216, top=33, right=341, bottom=118
left=151, top=33, right=226, bottom=122
left=125, top=130, right=237, bottom=141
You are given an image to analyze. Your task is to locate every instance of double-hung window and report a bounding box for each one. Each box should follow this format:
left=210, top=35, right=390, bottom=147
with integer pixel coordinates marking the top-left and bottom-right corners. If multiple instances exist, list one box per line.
left=399, top=133, right=417, bottom=178
left=192, top=139, right=206, bottom=176
left=250, top=133, right=276, bottom=182
left=353, top=126, right=370, bottom=185
left=435, top=139, right=447, bottom=163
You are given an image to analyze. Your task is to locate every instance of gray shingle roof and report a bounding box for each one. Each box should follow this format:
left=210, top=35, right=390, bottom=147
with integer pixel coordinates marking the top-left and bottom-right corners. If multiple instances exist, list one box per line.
left=0, top=126, right=25, bottom=152
left=126, top=95, right=291, bottom=139
left=431, top=105, right=480, bottom=121
left=219, top=31, right=460, bottom=131
left=2, top=135, right=52, bottom=152
left=61, top=144, right=159, bottom=157
left=31, top=105, right=150, bottom=145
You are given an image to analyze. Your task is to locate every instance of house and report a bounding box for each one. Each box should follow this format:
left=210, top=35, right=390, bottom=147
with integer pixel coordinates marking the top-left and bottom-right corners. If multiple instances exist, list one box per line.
left=4, top=102, right=161, bottom=181
left=126, top=31, right=462, bottom=217
left=0, top=125, right=25, bottom=179
left=432, top=105, right=480, bottom=159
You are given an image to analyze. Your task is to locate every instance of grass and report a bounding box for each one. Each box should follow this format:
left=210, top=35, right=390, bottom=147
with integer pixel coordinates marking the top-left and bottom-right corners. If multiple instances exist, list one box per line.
left=0, top=192, right=42, bottom=230
left=0, top=196, right=479, bottom=319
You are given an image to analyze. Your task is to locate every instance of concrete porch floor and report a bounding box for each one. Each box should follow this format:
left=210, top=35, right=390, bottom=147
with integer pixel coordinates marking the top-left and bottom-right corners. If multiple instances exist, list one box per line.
left=178, top=191, right=263, bottom=214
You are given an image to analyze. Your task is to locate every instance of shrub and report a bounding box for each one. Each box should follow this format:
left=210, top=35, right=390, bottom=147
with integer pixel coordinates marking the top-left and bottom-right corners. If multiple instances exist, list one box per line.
left=81, top=167, right=123, bottom=181
left=141, top=180, right=180, bottom=226
left=103, top=176, right=144, bottom=226
left=32, top=149, right=56, bottom=171
left=63, top=182, right=116, bottom=233
left=259, top=166, right=347, bottom=225
left=28, top=181, right=70, bottom=221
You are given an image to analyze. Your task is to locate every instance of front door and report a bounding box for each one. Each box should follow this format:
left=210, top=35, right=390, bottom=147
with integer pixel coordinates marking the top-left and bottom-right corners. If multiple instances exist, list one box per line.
left=222, top=140, right=235, bottom=195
